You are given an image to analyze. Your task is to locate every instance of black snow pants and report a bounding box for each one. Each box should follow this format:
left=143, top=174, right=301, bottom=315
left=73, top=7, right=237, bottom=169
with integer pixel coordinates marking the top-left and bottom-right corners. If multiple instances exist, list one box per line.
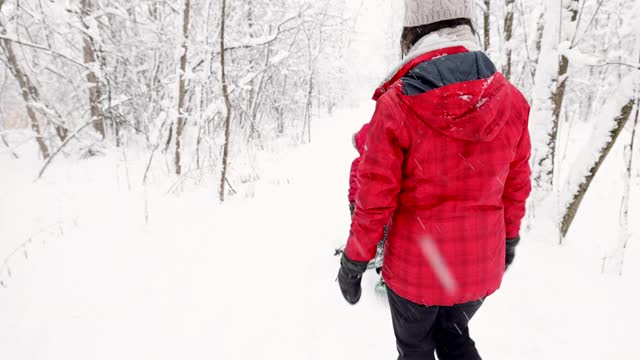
left=387, top=287, right=483, bottom=360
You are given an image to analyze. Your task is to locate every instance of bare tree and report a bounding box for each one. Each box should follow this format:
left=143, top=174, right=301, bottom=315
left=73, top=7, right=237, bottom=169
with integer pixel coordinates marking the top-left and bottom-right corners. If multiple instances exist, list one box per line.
left=175, top=0, right=191, bottom=175
left=80, top=0, right=105, bottom=139
left=530, top=0, right=581, bottom=193
left=561, top=99, right=636, bottom=237
left=219, top=0, right=232, bottom=201
left=483, top=0, right=490, bottom=51
left=503, top=0, right=515, bottom=79
left=0, top=35, right=50, bottom=158
left=535, top=0, right=580, bottom=188
left=532, top=12, right=545, bottom=78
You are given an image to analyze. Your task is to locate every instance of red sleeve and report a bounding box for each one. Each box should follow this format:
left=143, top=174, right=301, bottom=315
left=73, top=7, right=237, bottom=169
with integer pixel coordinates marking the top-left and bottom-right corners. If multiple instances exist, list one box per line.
left=344, top=94, right=408, bottom=262
left=348, top=157, right=360, bottom=203
left=503, top=106, right=532, bottom=239
left=347, top=123, right=370, bottom=204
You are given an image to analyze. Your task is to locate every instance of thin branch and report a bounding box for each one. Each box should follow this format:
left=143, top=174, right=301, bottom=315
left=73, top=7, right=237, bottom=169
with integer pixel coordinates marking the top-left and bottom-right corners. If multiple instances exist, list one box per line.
left=36, top=119, right=96, bottom=180
left=569, top=0, right=587, bottom=47
left=0, top=133, right=19, bottom=158
left=0, top=134, right=35, bottom=153
left=515, top=0, right=536, bottom=83
left=143, top=117, right=170, bottom=185
left=225, top=177, right=237, bottom=195
left=0, top=35, right=88, bottom=69
left=214, top=12, right=304, bottom=54
left=585, top=62, right=640, bottom=70
left=0, top=219, right=78, bottom=287
left=573, top=0, right=606, bottom=47
left=1, top=236, right=34, bottom=286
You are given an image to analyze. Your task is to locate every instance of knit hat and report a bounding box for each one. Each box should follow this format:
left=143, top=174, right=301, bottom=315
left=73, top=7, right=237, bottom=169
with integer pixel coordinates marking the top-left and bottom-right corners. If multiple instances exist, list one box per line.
left=404, top=0, right=476, bottom=28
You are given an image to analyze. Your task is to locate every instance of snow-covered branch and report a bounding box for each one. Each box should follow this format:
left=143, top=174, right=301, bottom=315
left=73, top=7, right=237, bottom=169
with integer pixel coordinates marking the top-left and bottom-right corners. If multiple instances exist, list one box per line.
left=0, top=35, right=88, bottom=69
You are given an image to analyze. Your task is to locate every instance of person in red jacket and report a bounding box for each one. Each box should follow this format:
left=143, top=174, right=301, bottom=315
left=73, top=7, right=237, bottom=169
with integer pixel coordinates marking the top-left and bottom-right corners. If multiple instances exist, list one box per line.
left=337, top=0, right=532, bottom=359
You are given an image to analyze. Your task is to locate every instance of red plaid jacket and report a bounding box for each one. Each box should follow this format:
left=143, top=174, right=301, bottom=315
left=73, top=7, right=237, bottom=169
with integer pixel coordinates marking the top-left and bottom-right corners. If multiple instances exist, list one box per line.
left=344, top=47, right=531, bottom=306
left=348, top=123, right=370, bottom=204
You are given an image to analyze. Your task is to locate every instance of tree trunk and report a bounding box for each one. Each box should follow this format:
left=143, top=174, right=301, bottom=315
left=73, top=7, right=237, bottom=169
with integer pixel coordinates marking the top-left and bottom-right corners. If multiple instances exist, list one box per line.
left=503, top=0, right=515, bottom=79
left=483, top=0, right=490, bottom=51
left=303, top=73, right=313, bottom=143
left=560, top=99, right=636, bottom=237
left=531, top=0, right=579, bottom=191
left=532, top=13, right=544, bottom=78
left=0, top=37, right=50, bottom=158
left=174, top=0, right=191, bottom=175
left=80, top=0, right=105, bottom=139
left=543, top=1, right=580, bottom=187
left=547, top=53, right=569, bottom=163
left=219, top=0, right=233, bottom=202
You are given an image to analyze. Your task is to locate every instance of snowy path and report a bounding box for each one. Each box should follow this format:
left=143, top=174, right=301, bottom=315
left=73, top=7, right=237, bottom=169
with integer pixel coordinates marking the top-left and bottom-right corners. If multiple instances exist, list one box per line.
left=2, top=104, right=640, bottom=359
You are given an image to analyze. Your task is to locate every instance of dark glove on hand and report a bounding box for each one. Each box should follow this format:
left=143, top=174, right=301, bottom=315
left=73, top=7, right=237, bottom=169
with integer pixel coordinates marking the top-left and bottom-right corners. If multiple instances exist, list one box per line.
left=338, top=253, right=368, bottom=305
left=505, top=235, right=520, bottom=270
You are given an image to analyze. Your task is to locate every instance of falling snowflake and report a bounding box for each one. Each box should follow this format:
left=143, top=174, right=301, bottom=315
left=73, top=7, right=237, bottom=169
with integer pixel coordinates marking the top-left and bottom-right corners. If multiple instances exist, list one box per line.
left=418, top=236, right=458, bottom=295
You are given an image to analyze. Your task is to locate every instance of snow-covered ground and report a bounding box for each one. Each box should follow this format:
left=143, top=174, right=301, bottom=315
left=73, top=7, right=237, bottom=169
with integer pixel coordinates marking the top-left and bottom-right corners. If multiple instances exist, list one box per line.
left=1, top=101, right=640, bottom=360
left=2, top=2, right=640, bottom=357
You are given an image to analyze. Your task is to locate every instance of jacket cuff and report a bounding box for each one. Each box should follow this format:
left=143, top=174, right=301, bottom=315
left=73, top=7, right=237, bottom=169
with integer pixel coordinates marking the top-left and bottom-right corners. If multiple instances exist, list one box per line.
left=341, top=253, right=368, bottom=277
left=506, top=235, right=520, bottom=248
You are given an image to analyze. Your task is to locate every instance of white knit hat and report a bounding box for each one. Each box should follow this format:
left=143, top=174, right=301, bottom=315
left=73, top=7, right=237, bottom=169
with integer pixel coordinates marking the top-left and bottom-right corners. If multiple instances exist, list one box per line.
left=404, top=0, right=476, bottom=28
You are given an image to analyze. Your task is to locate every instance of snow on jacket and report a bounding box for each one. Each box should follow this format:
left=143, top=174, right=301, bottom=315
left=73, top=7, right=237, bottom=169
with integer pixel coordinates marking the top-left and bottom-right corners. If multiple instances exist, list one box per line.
left=348, top=123, right=370, bottom=204
left=344, top=36, right=532, bottom=306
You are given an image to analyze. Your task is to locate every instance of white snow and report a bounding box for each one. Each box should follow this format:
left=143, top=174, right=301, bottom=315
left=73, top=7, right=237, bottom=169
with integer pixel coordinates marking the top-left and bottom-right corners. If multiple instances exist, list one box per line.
left=1, top=103, right=640, bottom=359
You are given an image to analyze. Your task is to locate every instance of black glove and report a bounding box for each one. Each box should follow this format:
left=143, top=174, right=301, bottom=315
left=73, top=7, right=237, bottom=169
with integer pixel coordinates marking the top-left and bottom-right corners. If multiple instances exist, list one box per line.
left=349, top=203, right=355, bottom=216
left=505, top=235, right=520, bottom=270
left=338, top=253, right=368, bottom=305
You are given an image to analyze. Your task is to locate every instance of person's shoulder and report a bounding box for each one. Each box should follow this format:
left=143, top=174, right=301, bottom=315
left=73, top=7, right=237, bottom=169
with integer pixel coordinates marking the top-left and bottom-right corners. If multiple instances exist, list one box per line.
left=374, top=80, right=406, bottom=110
left=370, top=82, right=411, bottom=147
left=505, top=81, right=530, bottom=111
left=498, top=79, right=530, bottom=126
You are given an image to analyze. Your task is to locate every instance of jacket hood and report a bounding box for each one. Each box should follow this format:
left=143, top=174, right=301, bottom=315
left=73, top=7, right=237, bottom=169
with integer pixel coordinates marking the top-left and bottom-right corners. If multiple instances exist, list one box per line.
left=374, top=47, right=511, bottom=143
left=402, top=71, right=511, bottom=142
